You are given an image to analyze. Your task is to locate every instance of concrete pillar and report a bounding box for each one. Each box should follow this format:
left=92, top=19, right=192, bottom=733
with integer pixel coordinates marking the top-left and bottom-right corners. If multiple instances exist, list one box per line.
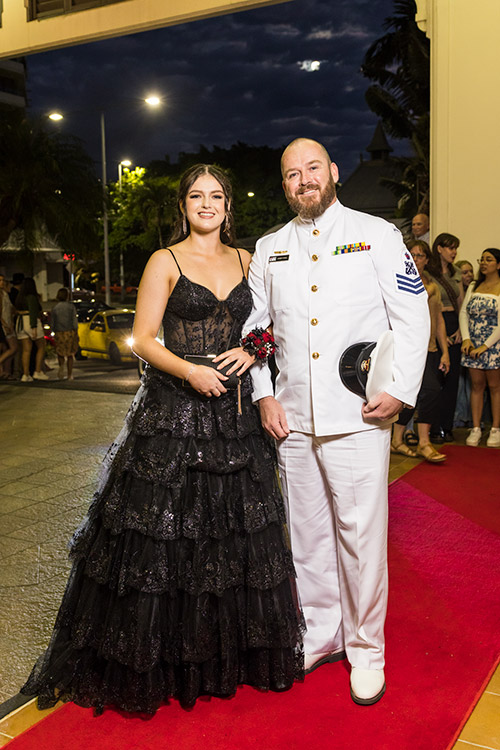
left=416, top=0, right=500, bottom=269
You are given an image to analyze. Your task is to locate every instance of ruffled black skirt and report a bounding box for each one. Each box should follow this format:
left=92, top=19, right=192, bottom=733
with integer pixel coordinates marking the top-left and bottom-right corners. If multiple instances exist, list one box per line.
left=21, top=367, right=304, bottom=714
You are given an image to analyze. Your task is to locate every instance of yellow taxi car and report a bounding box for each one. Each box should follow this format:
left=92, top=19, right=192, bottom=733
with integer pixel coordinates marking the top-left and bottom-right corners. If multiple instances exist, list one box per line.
left=78, top=308, right=136, bottom=365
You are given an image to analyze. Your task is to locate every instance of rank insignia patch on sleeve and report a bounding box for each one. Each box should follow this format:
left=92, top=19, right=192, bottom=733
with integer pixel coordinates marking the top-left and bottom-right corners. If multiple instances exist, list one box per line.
left=395, top=273, right=425, bottom=295
left=403, top=251, right=418, bottom=276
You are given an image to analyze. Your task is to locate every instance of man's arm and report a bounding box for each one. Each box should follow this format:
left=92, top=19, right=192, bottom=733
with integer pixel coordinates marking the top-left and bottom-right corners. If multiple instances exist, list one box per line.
left=245, top=240, right=276, bottom=403
left=258, top=396, right=290, bottom=440
left=370, top=224, right=430, bottom=409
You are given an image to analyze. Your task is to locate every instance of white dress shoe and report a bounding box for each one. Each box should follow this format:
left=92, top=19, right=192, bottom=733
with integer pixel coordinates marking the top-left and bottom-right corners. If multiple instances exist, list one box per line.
left=350, top=667, right=386, bottom=705
left=305, top=649, right=346, bottom=675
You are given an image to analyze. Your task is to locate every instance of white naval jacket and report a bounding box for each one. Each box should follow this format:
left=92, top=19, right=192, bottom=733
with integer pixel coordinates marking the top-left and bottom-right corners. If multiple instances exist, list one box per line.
left=245, top=200, right=430, bottom=437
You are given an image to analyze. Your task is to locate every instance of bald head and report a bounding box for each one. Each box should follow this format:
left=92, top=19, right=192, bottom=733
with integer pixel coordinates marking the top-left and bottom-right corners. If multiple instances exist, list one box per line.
left=281, top=138, right=332, bottom=177
left=412, top=213, right=429, bottom=238
left=281, top=138, right=339, bottom=220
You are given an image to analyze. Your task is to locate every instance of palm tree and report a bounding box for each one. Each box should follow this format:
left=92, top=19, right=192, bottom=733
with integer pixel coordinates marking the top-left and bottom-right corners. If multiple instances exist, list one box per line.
left=361, top=0, right=430, bottom=215
left=0, top=111, right=101, bottom=252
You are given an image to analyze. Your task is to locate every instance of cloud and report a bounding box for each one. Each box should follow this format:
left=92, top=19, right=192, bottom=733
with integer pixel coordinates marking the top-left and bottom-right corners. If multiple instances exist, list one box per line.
left=307, top=23, right=372, bottom=41
left=264, top=23, right=301, bottom=37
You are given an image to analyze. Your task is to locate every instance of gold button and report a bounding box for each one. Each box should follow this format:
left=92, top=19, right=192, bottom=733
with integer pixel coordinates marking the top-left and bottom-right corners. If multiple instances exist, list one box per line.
left=312, top=352, right=319, bottom=359
left=311, top=285, right=318, bottom=292
left=312, top=229, right=320, bottom=237
left=311, top=318, right=318, bottom=326
left=312, top=254, right=318, bottom=261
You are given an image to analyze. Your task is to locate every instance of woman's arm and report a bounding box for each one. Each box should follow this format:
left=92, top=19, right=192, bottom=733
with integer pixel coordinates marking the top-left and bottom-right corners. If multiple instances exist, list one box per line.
left=460, top=283, right=474, bottom=353
left=132, top=250, right=192, bottom=379
left=469, top=293, right=500, bottom=357
left=430, top=286, right=450, bottom=373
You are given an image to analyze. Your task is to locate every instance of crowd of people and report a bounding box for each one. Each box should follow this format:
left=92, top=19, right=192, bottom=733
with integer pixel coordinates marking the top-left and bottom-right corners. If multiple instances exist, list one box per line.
left=0, top=273, right=79, bottom=382
left=391, top=215, right=500, bottom=459
left=3, top=138, right=498, bottom=722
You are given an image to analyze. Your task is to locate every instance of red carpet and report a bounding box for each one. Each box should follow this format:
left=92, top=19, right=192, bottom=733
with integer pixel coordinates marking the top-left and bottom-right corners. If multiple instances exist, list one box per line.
left=10, top=446, right=500, bottom=750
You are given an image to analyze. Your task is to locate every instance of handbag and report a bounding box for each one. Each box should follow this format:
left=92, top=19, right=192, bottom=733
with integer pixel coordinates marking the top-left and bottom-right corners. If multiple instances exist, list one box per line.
left=182, top=354, right=240, bottom=389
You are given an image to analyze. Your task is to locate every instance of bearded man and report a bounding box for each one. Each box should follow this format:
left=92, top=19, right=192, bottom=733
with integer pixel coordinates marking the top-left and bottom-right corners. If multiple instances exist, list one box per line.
left=244, top=138, right=429, bottom=705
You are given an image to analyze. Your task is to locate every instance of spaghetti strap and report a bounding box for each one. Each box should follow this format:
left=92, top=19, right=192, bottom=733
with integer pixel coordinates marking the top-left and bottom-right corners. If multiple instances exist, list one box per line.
left=235, top=247, right=245, bottom=275
left=167, top=247, right=182, bottom=275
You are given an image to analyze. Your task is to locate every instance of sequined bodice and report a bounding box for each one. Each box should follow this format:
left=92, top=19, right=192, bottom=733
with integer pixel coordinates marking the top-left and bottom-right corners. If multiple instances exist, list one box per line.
left=162, top=274, right=253, bottom=357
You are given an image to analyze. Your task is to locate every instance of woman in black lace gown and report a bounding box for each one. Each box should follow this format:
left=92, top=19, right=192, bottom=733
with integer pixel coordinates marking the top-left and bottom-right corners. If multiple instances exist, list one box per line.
left=21, top=164, right=303, bottom=715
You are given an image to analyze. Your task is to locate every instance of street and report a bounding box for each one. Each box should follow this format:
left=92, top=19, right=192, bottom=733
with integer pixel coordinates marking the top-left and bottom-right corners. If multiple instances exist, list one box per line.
left=9, top=357, right=140, bottom=395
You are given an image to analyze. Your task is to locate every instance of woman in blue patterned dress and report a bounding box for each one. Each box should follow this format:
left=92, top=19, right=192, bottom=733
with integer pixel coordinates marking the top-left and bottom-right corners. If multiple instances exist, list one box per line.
left=460, top=248, right=500, bottom=447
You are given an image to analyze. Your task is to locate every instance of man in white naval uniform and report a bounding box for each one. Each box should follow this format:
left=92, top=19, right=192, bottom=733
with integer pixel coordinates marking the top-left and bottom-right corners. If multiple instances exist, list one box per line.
left=244, top=138, right=430, bottom=705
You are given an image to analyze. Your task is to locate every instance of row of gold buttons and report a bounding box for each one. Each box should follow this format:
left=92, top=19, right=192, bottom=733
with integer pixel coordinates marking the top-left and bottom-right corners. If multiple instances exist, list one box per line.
left=311, top=236, right=320, bottom=356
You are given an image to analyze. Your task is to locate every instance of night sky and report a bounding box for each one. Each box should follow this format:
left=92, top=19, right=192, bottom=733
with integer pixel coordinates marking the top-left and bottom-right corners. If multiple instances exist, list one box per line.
left=25, top=0, right=400, bottom=183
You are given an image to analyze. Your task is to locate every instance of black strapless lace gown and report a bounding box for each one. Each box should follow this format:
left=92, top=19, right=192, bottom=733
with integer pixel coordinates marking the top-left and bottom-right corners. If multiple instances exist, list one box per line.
left=21, top=274, right=304, bottom=714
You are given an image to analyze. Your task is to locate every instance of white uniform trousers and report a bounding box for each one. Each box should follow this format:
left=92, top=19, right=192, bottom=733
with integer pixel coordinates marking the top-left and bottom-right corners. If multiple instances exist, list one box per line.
left=277, top=427, right=391, bottom=670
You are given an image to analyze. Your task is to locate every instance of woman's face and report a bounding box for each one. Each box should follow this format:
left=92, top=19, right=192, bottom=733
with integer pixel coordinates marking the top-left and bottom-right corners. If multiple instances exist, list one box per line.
left=438, top=244, right=458, bottom=266
left=410, top=247, right=428, bottom=275
left=479, top=252, right=500, bottom=276
left=460, top=263, right=474, bottom=288
left=183, top=174, right=227, bottom=234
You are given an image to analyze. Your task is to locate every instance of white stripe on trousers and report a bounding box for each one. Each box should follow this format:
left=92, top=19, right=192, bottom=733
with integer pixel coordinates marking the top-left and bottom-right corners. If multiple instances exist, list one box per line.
left=277, top=427, right=391, bottom=669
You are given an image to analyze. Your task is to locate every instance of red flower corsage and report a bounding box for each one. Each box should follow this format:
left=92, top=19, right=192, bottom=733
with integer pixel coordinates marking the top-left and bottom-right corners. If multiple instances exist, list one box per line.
left=240, top=327, right=277, bottom=360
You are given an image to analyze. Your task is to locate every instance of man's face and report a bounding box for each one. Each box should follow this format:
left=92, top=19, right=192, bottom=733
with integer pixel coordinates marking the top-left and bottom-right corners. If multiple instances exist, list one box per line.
left=282, top=142, right=339, bottom=220
left=412, top=214, right=429, bottom=238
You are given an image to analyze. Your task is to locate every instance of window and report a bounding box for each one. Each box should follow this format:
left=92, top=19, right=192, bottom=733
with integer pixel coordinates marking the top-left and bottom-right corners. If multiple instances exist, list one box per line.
left=107, top=313, right=135, bottom=330
left=27, top=0, right=127, bottom=22
left=89, top=314, right=105, bottom=331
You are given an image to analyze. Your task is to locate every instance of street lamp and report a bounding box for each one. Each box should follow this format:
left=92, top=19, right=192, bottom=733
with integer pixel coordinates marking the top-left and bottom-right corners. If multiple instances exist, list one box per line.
left=48, top=95, right=163, bottom=305
left=117, top=159, right=132, bottom=302
left=118, top=159, right=132, bottom=190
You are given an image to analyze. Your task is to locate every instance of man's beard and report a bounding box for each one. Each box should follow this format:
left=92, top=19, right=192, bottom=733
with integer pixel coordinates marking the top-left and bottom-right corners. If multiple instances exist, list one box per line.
left=285, top=175, right=336, bottom=220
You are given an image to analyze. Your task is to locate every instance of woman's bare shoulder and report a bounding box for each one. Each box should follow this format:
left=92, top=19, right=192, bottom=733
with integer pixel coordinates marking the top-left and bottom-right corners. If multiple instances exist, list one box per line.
left=236, top=247, right=252, bottom=272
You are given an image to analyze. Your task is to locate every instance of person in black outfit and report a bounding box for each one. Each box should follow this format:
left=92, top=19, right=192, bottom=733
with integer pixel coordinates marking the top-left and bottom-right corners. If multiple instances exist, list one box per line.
left=21, top=164, right=304, bottom=715
left=426, top=233, right=463, bottom=442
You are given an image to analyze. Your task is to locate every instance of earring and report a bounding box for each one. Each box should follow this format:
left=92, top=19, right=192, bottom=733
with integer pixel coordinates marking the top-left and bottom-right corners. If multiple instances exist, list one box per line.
left=182, top=215, right=187, bottom=234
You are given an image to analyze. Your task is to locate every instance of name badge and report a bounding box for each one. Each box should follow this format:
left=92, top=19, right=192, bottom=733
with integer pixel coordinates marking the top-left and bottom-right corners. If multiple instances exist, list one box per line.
left=269, top=254, right=289, bottom=262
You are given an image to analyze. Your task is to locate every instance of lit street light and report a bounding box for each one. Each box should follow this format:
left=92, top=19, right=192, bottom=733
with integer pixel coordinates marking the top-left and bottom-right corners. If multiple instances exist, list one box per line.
left=48, top=95, right=162, bottom=305
left=118, top=159, right=132, bottom=302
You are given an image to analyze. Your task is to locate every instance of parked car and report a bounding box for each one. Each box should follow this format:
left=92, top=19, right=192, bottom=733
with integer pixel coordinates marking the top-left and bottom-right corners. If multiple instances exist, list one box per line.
left=71, top=288, right=96, bottom=302
left=100, top=283, right=138, bottom=295
left=78, top=309, right=136, bottom=365
left=74, top=300, right=113, bottom=323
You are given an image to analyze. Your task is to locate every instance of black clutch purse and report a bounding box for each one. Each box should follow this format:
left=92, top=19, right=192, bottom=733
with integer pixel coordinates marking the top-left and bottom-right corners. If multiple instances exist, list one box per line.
left=183, top=354, right=240, bottom=389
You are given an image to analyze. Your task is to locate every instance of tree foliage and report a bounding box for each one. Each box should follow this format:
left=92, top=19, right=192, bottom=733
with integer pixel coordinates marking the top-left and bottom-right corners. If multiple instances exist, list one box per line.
left=0, top=110, right=101, bottom=256
left=106, top=143, right=292, bottom=284
left=107, top=168, right=178, bottom=282
left=361, top=0, right=430, bottom=215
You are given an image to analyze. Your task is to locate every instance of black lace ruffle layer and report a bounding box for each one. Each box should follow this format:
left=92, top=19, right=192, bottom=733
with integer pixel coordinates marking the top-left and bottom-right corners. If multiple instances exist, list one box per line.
left=21, top=369, right=304, bottom=715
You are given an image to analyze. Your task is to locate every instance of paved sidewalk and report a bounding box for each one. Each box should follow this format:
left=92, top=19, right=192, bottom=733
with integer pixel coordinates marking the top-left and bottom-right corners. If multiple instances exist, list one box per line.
left=0, top=385, right=134, bottom=704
